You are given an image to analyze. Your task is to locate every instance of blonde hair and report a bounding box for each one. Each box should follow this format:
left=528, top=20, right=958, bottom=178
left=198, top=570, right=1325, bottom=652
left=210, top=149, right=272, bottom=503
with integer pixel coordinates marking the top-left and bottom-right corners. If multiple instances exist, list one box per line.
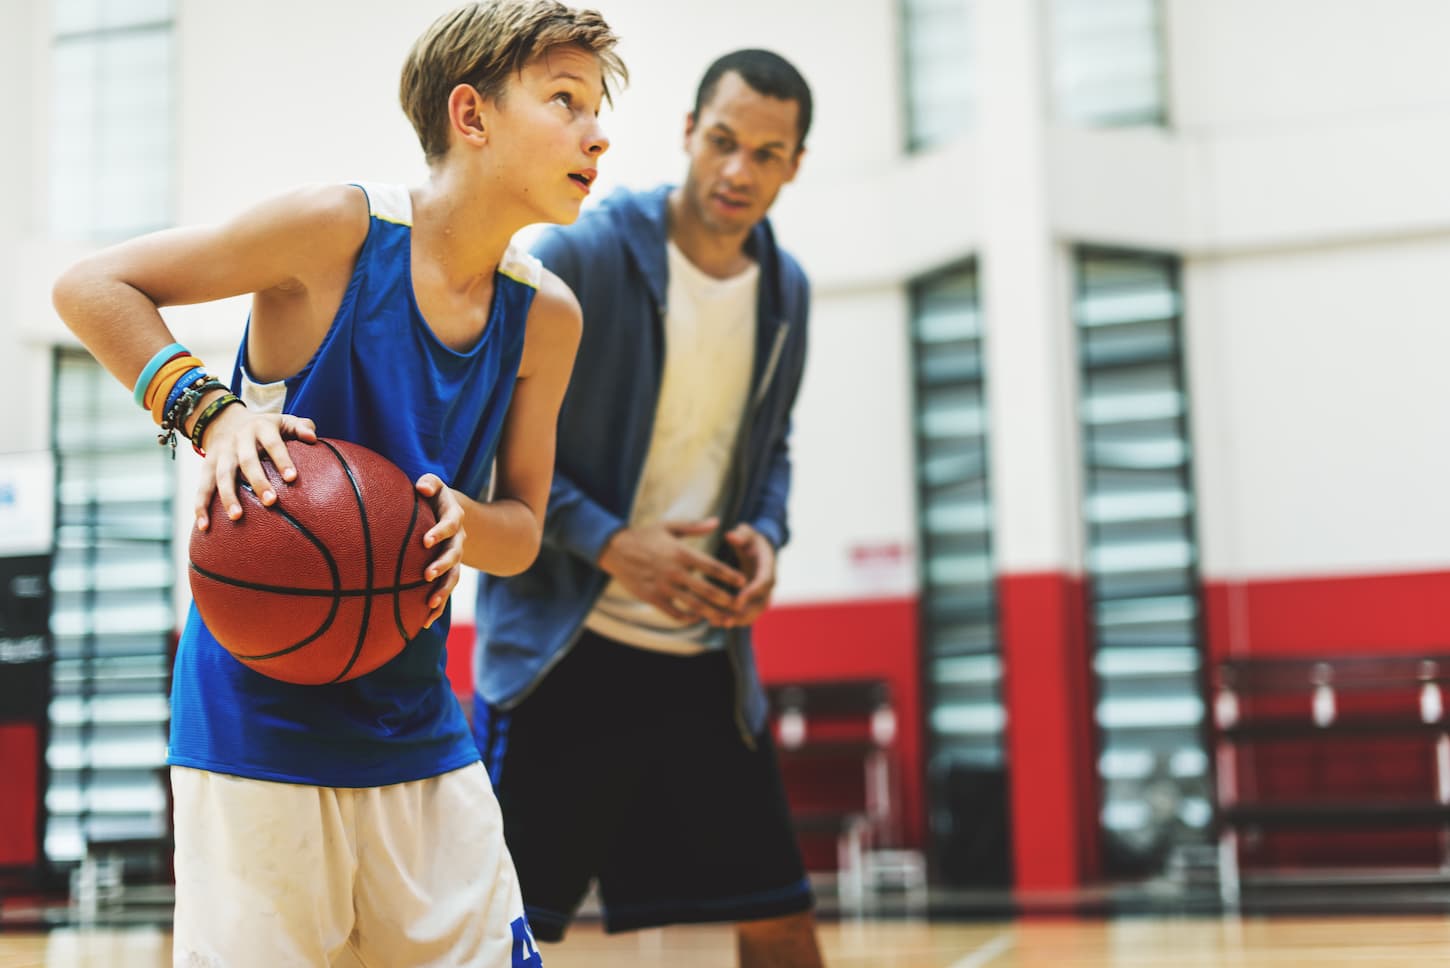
left=400, top=0, right=626, bottom=163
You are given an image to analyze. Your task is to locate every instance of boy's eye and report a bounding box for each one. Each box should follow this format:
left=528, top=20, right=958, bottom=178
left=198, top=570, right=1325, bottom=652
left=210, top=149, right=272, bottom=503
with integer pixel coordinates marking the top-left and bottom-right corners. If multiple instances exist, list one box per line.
left=553, top=92, right=572, bottom=107
left=709, top=134, right=734, bottom=152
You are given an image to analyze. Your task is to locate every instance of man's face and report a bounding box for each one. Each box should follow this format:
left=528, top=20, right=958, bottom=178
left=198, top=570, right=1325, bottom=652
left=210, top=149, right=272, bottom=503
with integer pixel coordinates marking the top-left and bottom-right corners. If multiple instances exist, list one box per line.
left=681, top=71, right=803, bottom=236
left=485, top=44, right=610, bottom=225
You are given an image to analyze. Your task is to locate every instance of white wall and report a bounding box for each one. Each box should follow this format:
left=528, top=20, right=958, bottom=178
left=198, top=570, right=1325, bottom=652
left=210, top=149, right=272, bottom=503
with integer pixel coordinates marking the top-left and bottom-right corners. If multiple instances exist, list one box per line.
left=1167, top=0, right=1450, bottom=250
left=1163, top=0, right=1450, bottom=580
left=0, top=2, right=51, bottom=457
left=175, top=2, right=442, bottom=217
left=773, top=287, right=918, bottom=603
left=1167, top=0, right=1450, bottom=131
left=1185, top=236, right=1450, bottom=579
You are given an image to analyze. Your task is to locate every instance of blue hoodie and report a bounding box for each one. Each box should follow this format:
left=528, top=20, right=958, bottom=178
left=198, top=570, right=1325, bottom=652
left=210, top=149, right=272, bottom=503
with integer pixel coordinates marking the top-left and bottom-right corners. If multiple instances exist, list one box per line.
left=473, top=185, right=810, bottom=739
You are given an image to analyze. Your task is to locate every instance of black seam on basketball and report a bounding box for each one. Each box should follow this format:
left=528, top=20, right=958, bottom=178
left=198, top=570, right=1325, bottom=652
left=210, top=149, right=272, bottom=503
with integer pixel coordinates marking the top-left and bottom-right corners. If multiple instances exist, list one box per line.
left=394, top=491, right=423, bottom=641
left=320, top=439, right=374, bottom=683
left=199, top=491, right=347, bottom=661
left=229, top=595, right=341, bottom=662
left=189, top=563, right=431, bottom=597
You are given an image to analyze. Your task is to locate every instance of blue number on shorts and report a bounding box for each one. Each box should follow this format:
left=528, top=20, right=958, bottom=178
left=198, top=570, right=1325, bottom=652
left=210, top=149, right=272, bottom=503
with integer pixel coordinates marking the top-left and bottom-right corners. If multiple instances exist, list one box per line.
left=511, top=915, right=543, bottom=967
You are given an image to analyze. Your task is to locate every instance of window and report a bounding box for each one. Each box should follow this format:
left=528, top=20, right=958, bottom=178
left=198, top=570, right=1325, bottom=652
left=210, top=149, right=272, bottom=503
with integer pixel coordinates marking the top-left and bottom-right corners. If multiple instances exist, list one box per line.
left=1073, top=251, right=1208, bottom=876
left=902, top=0, right=973, bottom=150
left=911, top=265, right=1003, bottom=770
left=1051, top=0, right=1167, bottom=127
left=50, top=0, right=175, bottom=240
left=46, top=351, right=174, bottom=869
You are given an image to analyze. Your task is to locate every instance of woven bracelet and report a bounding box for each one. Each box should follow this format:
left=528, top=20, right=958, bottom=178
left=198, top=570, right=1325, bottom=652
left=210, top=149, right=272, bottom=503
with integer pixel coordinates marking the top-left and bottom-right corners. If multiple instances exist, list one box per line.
left=188, top=393, right=244, bottom=456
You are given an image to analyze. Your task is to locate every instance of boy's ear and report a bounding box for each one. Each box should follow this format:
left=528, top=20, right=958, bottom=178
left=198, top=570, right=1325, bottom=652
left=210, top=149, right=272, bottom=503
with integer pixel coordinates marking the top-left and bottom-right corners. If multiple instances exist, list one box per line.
left=448, top=83, right=489, bottom=148
left=682, top=111, right=696, bottom=149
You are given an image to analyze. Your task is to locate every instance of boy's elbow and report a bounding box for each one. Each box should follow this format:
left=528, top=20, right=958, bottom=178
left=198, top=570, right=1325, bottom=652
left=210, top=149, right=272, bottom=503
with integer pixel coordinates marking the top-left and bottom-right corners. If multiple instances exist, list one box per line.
left=50, top=265, right=87, bottom=327
left=485, top=525, right=543, bottom=578
left=51, top=260, right=107, bottom=333
left=505, top=528, right=544, bottom=577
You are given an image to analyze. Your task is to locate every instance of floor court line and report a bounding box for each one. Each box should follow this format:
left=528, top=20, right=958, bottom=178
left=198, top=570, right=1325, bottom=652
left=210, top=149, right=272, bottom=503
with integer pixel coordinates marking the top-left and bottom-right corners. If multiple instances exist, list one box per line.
left=947, top=929, right=1014, bottom=968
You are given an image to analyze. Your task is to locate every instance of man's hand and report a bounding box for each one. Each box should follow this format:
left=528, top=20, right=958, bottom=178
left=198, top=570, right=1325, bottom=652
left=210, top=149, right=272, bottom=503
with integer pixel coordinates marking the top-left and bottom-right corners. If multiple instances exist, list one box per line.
left=416, top=475, right=465, bottom=630
left=723, top=523, right=776, bottom=628
left=598, top=518, right=747, bottom=625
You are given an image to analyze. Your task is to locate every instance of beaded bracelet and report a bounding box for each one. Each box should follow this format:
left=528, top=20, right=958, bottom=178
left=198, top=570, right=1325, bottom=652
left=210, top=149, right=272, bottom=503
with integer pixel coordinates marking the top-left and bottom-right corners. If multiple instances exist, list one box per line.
left=132, top=342, right=188, bottom=408
left=188, top=393, right=245, bottom=456
left=164, top=377, right=226, bottom=432
left=159, top=367, right=207, bottom=427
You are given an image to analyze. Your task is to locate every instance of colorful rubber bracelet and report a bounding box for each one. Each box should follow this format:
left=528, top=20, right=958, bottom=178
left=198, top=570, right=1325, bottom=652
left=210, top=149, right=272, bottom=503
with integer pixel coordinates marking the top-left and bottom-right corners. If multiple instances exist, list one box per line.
left=143, top=355, right=204, bottom=414
left=188, top=393, right=244, bottom=455
left=132, top=343, right=189, bottom=408
left=150, top=363, right=206, bottom=425
left=160, top=368, right=207, bottom=427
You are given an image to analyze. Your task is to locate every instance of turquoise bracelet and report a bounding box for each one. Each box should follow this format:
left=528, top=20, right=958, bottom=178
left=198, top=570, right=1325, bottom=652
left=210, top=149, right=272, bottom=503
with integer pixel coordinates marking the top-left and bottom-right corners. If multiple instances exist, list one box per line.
left=132, top=342, right=189, bottom=408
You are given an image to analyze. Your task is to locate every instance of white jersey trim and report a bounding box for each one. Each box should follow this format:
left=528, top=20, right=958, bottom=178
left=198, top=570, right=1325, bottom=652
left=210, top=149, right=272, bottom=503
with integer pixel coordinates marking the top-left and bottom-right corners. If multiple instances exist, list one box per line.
left=499, top=244, right=543, bottom=290
left=237, top=362, right=286, bottom=414
left=352, top=181, right=413, bottom=227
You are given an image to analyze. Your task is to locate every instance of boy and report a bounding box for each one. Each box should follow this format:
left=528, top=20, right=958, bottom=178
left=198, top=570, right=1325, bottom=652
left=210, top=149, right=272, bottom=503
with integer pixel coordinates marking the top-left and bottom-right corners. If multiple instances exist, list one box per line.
left=51, top=3, right=623, bottom=965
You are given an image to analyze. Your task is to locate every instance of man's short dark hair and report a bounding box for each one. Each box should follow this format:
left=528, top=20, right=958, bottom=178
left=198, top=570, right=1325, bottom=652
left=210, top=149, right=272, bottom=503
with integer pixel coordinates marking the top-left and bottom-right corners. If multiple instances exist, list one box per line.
left=693, top=49, right=812, bottom=151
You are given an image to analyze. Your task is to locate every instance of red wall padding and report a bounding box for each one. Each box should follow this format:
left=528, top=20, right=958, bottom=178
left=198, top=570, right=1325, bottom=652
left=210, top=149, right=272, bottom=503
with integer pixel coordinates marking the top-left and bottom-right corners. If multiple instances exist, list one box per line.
left=0, top=723, right=39, bottom=867
left=1208, top=568, right=1450, bottom=872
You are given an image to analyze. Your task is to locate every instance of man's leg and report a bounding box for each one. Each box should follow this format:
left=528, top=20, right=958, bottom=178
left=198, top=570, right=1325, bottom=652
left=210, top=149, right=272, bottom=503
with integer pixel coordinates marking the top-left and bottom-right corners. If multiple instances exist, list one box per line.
left=477, top=631, right=652, bottom=943
left=737, top=910, right=826, bottom=968
left=597, top=642, right=816, bottom=936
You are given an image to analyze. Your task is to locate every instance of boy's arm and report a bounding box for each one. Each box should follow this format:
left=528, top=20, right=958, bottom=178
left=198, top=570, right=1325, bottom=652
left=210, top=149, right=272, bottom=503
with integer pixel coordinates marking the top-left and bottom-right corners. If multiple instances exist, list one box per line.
left=525, top=224, right=626, bottom=564
left=52, top=184, right=367, bottom=394
left=456, top=268, right=582, bottom=576
left=51, top=185, right=369, bottom=520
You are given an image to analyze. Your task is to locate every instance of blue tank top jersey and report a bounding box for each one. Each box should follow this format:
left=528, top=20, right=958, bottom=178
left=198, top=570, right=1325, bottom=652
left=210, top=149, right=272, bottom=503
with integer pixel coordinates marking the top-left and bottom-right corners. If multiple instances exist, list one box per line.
left=167, top=182, right=540, bottom=787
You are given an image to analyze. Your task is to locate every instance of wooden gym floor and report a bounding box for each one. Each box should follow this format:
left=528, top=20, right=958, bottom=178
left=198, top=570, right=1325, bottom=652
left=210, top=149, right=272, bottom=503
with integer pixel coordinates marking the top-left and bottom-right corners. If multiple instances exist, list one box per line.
left=3, top=915, right=1450, bottom=967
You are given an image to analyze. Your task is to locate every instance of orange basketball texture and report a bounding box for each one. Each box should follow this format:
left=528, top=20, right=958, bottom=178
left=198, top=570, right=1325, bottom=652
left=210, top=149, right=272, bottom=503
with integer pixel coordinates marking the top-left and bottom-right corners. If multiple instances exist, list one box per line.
left=188, top=438, right=439, bottom=685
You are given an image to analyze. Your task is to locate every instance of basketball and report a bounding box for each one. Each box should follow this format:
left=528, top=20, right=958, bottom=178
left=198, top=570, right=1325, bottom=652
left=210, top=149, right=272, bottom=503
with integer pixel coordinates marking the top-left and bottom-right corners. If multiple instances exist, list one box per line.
left=188, top=437, right=439, bottom=685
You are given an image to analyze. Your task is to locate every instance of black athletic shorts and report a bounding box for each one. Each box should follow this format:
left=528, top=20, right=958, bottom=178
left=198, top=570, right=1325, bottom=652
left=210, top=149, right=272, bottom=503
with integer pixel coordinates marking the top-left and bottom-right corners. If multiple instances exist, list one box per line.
left=473, top=629, right=814, bottom=942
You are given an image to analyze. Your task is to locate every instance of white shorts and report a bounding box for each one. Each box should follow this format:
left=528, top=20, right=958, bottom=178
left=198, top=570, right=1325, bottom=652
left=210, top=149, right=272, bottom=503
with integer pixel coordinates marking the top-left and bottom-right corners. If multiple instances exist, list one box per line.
left=170, top=763, right=541, bottom=967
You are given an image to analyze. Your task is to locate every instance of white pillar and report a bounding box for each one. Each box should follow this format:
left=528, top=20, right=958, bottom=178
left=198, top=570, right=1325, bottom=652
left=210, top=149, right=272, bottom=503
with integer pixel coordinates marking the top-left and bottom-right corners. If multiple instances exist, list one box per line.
left=975, top=0, right=1098, bottom=890
left=976, top=0, right=1084, bottom=576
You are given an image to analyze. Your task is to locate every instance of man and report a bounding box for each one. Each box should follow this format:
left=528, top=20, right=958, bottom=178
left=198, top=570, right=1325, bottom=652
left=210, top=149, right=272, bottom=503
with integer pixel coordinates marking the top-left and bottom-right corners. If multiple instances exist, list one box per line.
left=475, top=48, right=823, bottom=968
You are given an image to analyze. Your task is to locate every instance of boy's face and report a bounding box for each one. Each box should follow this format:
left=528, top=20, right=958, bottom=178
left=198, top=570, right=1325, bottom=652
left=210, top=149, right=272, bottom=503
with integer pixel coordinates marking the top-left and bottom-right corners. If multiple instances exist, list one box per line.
left=680, top=72, right=803, bottom=238
left=484, top=45, right=610, bottom=224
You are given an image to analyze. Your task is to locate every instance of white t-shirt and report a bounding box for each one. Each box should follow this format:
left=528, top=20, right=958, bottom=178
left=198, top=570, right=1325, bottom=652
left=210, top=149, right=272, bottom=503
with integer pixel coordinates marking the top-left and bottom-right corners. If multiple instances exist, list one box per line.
left=585, top=241, right=759, bottom=654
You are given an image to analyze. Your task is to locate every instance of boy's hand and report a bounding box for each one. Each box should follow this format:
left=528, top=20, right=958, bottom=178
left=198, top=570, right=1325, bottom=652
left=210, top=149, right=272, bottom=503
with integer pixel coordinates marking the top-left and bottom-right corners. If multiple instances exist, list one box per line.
left=416, top=474, right=464, bottom=630
left=723, top=523, right=777, bottom=628
left=597, top=518, right=747, bottom=626
left=193, top=406, right=318, bottom=531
